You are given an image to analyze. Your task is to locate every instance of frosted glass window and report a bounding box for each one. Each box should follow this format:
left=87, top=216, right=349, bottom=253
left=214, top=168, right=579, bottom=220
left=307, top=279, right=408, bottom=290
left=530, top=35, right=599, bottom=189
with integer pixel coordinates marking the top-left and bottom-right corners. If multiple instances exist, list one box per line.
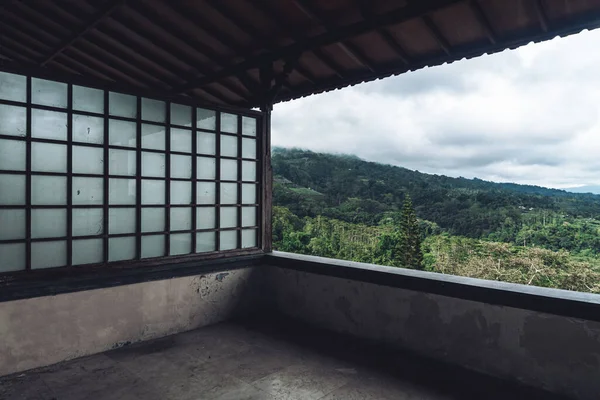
left=220, top=207, right=237, bottom=228
left=32, top=78, right=67, bottom=108
left=171, top=155, right=191, bottom=178
left=73, top=208, right=104, bottom=236
left=0, top=175, right=25, bottom=205
left=221, top=159, right=237, bottom=181
left=220, top=183, right=237, bottom=204
left=242, top=184, right=256, bottom=204
left=142, top=124, right=165, bottom=150
left=73, top=115, right=104, bottom=144
left=109, top=149, right=136, bottom=176
left=142, top=152, right=165, bottom=177
left=142, top=98, right=165, bottom=123
left=109, top=92, right=137, bottom=118
left=242, top=161, right=256, bottom=182
left=221, top=113, right=238, bottom=133
left=242, top=116, right=257, bottom=136
left=171, top=128, right=191, bottom=153
left=73, top=85, right=104, bottom=114
left=196, top=207, right=215, bottom=229
left=242, top=138, right=256, bottom=159
left=171, top=181, right=191, bottom=204
left=32, top=176, right=66, bottom=205
left=72, top=239, right=103, bottom=265
left=171, top=207, right=192, bottom=231
left=142, top=180, right=165, bottom=204
left=220, top=231, right=237, bottom=251
left=142, top=208, right=164, bottom=232
left=32, top=109, right=67, bottom=140
left=142, top=235, right=164, bottom=258
left=197, top=108, right=216, bottom=130
left=109, top=119, right=136, bottom=147
left=170, top=233, right=191, bottom=255
left=197, top=157, right=216, bottom=179
left=0, top=209, right=25, bottom=240
left=0, top=71, right=26, bottom=102
left=32, top=209, right=66, bottom=238
left=0, top=104, right=26, bottom=137
left=197, top=182, right=215, bottom=204
left=73, top=146, right=103, bottom=174
left=0, top=243, right=25, bottom=272
left=32, top=143, right=66, bottom=173
left=242, top=207, right=257, bottom=227
left=242, top=229, right=257, bottom=248
left=197, top=132, right=216, bottom=155
left=109, top=178, right=136, bottom=205
left=0, top=139, right=25, bottom=170
left=32, top=241, right=66, bottom=269
left=73, top=177, right=103, bottom=205
left=196, top=232, right=215, bottom=253
left=109, top=208, right=136, bottom=234
left=221, top=135, right=237, bottom=157
left=109, top=236, right=136, bottom=262
left=171, top=103, right=191, bottom=127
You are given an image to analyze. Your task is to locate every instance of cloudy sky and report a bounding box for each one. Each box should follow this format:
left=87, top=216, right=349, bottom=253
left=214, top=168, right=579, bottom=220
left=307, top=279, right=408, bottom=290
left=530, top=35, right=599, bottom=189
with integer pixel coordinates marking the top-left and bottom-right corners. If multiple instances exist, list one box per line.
left=271, top=29, right=600, bottom=190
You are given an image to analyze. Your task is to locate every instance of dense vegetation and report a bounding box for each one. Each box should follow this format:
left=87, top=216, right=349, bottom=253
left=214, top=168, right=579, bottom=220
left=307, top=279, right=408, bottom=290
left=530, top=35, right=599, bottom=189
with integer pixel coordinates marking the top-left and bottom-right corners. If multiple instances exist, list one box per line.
left=272, top=148, right=600, bottom=293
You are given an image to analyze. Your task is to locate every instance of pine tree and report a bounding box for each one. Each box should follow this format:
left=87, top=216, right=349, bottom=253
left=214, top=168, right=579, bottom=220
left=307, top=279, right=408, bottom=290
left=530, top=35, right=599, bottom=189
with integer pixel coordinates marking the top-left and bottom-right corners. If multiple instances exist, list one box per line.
left=400, top=195, right=424, bottom=269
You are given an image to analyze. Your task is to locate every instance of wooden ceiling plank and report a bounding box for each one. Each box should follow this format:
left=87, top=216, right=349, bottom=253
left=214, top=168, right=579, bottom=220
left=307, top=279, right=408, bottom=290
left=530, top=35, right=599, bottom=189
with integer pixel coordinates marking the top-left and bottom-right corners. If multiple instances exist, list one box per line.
left=422, top=15, right=452, bottom=55
left=468, top=0, right=498, bottom=44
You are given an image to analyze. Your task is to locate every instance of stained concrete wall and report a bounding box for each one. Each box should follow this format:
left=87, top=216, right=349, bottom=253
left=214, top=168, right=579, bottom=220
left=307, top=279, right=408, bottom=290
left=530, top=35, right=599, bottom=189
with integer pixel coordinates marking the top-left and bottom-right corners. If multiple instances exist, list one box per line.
left=267, top=266, right=600, bottom=400
left=0, top=266, right=262, bottom=376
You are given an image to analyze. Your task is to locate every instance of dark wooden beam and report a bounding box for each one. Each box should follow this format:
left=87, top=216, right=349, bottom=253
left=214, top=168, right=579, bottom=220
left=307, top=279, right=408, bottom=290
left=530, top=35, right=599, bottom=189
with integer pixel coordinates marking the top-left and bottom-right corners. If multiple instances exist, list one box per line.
left=422, top=15, right=452, bottom=55
left=534, top=0, right=550, bottom=32
left=469, top=0, right=497, bottom=44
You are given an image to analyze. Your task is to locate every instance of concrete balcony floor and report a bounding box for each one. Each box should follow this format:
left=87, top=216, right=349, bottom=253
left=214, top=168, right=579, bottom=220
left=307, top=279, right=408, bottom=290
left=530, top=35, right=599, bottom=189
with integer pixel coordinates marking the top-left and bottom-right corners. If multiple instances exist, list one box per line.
left=0, top=317, right=564, bottom=400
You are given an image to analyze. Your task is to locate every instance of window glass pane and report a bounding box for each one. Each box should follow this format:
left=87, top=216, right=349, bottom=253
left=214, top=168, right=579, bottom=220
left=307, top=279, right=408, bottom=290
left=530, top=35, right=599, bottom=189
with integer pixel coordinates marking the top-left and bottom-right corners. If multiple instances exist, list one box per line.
left=0, top=71, right=26, bottom=102
left=73, top=238, right=103, bottom=266
left=142, top=152, right=165, bottom=177
left=221, top=159, right=237, bottom=181
left=32, top=78, right=67, bottom=108
left=109, top=236, right=136, bottom=262
left=171, top=103, right=191, bottom=127
left=171, top=128, right=191, bottom=153
left=242, top=138, right=256, bottom=159
left=197, top=108, right=216, bottom=130
left=0, top=209, right=25, bottom=240
left=73, top=177, right=103, bottom=205
left=32, top=142, right=66, bottom=173
left=171, top=181, right=191, bottom=204
left=242, top=229, right=257, bottom=248
left=142, top=180, right=165, bottom=204
left=0, top=243, right=25, bottom=272
left=197, top=182, right=216, bottom=205
left=0, top=139, right=26, bottom=170
left=197, top=157, right=216, bottom=180
left=109, top=92, right=137, bottom=118
left=221, top=135, right=237, bottom=157
left=142, top=98, right=165, bottom=123
left=220, top=183, right=237, bottom=205
left=242, top=184, right=256, bottom=204
left=73, top=208, right=104, bottom=236
left=170, top=233, right=191, bottom=255
left=73, top=85, right=104, bottom=114
left=171, top=154, right=191, bottom=178
left=142, top=207, right=164, bottom=232
left=242, top=161, right=256, bottom=182
left=31, top=109, right=67, bottom=141
left=242, top=207, right=257, bottom=227
left=32, top=209, right=67, bottom=238
left=142, top=123, right=165, bottom=150
left=0, top=104, right=26, bottom=137
left=197, top=132, right=216, bottom=155
left=221, top=113, right=238, bottom=133
left=196, top=232, right=215, bottom=253
left=171, top=207, right=192, bottom=231
left=242, top=116, right=257, bottom=136
left=109, top=178, right=136, bottom=205
left=220, top=207, right=237, bottom=228
left=220, top=231, right=237, bottom=251
left=73, top=146, right=103, bottom=174
left=32, top=176, right=66, bottom=205
left=109, top=149, right=136, bottom=176
left=0, top=175, right=25, bottom=205
left=109, top=119, right=136, bottom=147
left=197, top=207, right=215, bottom=229
left=142, top=234, right=164, bottom=258
left=73, top=114, right=104, bottom=144
left=32, top=241, right=67, bottom=269
left=109, top=208, right=136, bottom=234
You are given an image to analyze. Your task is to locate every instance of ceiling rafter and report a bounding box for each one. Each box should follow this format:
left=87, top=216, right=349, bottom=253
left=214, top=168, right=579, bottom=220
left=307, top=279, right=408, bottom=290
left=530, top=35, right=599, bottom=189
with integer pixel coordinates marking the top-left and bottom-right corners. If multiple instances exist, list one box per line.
left=468, top=0, right=497, bottom=44
left=534, top=0, right=550, bottom=32
left=422, top=15, right=452, bottom=55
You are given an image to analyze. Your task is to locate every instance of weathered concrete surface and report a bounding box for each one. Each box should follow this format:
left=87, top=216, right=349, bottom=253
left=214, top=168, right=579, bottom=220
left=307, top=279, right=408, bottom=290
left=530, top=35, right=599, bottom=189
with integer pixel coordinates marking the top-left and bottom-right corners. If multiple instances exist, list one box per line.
left=267, top=266, right=600, bottom=400
left=0, top=266, right=263, bottom=376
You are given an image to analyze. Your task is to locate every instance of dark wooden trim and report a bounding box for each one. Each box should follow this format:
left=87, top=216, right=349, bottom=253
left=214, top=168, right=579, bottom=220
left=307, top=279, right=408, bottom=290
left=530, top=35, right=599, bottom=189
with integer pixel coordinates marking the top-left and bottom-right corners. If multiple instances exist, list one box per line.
left=468, top=0, right=497, bottom=44
left=164, top=100, right=171, bottom=256
left=422, top=15, right=452, bottom=55
left=25, top=76, right=32, bottom=271
left=66, top=83, right=73, bottom=267
left=135, top=96, right=142, bottom=260
left=260, top=107, right=273, bottom=252
left=534, top=0, right=550, bottom=32
left=103, top=90, right=110, bottom=263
